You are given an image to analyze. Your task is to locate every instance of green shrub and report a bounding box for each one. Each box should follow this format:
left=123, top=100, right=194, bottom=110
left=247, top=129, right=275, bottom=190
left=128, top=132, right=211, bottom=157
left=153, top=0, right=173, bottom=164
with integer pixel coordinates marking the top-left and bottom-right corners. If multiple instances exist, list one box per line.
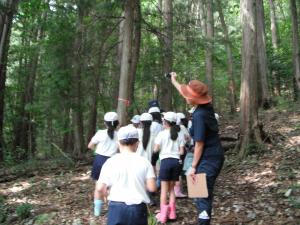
left=16, top=203, right=32, bottom=219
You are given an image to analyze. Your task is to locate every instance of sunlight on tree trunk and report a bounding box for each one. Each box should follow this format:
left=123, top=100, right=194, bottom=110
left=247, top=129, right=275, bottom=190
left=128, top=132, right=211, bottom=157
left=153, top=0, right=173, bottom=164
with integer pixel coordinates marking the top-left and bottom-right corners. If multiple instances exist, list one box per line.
left=236, top=0, right=263, bottom=159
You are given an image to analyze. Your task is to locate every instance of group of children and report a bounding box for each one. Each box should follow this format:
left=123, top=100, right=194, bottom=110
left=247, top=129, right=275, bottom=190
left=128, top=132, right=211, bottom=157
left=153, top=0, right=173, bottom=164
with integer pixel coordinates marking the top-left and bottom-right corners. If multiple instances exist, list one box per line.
left=87, top=106, right=194, bottom=224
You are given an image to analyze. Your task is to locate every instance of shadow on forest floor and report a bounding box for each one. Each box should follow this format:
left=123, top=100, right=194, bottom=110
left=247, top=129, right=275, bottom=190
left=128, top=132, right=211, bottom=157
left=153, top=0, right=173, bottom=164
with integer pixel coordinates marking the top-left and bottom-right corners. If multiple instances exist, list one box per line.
left=0, top=110, right=300, bottom=225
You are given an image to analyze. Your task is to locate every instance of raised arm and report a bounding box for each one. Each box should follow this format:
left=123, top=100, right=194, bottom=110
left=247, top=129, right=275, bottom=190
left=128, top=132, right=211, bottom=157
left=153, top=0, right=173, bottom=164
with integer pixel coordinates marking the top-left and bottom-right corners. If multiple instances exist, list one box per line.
left=170, top=72, right=182, bottom=93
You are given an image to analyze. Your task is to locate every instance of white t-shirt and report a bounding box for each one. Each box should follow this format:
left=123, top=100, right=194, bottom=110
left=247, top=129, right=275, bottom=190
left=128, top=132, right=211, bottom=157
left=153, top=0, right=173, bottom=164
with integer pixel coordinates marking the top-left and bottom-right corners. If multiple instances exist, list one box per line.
left=136, top=128, right=155, bottom=162
left=90, top=129, right=118, bottom=157
left=150, top=121, right=163, bottom=137
left=179, top=125, right=190, bottom=144
left=98, top=152, right=155, bottom=205
left=154, top=129, right=185, bottom=160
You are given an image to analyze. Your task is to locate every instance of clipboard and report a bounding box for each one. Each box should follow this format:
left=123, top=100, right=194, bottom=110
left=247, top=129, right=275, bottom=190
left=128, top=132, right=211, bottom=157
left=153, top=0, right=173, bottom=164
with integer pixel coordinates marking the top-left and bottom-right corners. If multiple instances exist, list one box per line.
left=186, top=173, right=208, bottom=198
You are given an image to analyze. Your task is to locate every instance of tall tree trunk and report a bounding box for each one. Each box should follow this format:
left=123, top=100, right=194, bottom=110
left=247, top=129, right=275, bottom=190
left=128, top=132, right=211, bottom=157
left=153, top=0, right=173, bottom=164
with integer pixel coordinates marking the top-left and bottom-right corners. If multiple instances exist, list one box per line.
left=216, top=0, right=236, bottom=114
left=129, top=0, right=141, bottom=116
left=72, top=4, right=86, bottom=157
left=236, top=0, right=262, bottom=159
left=117, top=0, right=135, bottom=126
left=290, top=0, right=300, bottom=99
left=159, top=0, right=173, bottom=111
left=0, top=0, right=19, bottom=161
left=205, top=0, right=214, bottom=98
left=268, top=0, right=281, bottom=96
left=113, top=13, right=125, bottom=109
left=256, top=0, right=271, bottom=109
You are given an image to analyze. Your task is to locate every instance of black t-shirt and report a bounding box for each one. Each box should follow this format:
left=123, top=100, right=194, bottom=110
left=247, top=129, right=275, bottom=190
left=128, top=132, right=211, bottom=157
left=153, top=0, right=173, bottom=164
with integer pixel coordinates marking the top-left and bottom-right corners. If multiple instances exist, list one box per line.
left=190, top=104, right=224, bottom=159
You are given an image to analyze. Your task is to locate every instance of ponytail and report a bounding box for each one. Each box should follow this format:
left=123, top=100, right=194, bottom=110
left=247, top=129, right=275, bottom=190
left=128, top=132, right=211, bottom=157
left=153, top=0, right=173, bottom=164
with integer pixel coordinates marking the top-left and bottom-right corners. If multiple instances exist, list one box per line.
left=165, top=120, right=179, bottom=141
left=105, top=121, right=119, bottom=139
left=142, top=121, right=152, bottom=150
left=181, top=118, right=188, bottom=128
left=151, top=112, right=162, bottom=123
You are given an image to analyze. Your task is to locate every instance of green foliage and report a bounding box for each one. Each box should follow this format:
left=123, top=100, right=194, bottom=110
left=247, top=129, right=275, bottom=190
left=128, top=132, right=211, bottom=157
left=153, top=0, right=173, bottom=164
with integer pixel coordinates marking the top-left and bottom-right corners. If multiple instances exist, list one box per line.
left=147, top=210, right=157, bottom=225
left=34, top=213, right=56, bottom=225
left=246, top=143, right=267, bottom=156
left=2, top=0, right=298, bottom=162
left=288, top=184, right=300, bottom=209
left=16, top=203, right=32, bottom=219
left=0, top=197, right=7, bottom=223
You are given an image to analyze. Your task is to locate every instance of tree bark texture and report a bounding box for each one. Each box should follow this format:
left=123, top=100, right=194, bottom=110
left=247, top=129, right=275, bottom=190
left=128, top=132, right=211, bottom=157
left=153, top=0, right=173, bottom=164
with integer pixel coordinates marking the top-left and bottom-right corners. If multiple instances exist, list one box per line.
left=159, top=0, right=173, bottom=111
left=216, top=0, right=237, bottom=114
left=129, top=0, right=141, bottom=116
left=268, top=0, right=281, bottom=96
left=117, top=0, right=135, bottom=126
left=113, top=12, right=125, bottom=109
left=72, top=4, right=86, bottom=157
left=204, top=0, right=214, bottom=99
left=290, top=0, right=300, bottom=97
left=0, top=0, right=19, bottom=161
left=237, top=0, right=262, bottom=159
left=256, top=0, right=271, bottom=108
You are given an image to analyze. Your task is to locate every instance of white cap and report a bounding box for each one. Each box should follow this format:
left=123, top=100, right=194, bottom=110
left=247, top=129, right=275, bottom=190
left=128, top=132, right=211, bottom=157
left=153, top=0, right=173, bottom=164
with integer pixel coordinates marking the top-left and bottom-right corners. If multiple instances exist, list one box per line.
left=163, top=112, right=177, bottom=123
left=104, top=112, right=118, bottom=122
left=117, top=125, right=139, bottom=141
left=176, top=113, right=185, bottom=119
left=148, top=107, right=160, bottom=113
left=130, top=115, right=140, bottom=124
left=176, top=112, right=185, bottom=125
left=140, top=113, right=153, bottom=121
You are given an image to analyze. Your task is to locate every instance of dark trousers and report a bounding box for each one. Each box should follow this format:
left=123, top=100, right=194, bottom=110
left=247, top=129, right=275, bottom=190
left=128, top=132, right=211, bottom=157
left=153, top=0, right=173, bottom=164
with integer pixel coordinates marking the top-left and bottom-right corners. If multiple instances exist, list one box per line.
left=196, top=157, right=224, bottom=225
left=107, top=201, right=148, bottom=225
left=195, top=175, right=217, bottom=225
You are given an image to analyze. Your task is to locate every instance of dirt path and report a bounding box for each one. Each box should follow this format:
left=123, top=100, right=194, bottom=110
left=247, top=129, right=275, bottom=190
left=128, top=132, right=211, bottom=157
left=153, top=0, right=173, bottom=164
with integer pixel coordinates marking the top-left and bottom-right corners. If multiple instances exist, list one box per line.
left=0, top=111, right=299, bottom=225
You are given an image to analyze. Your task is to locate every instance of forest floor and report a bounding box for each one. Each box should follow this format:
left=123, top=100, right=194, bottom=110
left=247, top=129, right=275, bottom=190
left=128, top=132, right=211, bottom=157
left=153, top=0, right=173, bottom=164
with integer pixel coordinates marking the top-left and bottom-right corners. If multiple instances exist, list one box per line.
left=0, top=109, right=300, bottom=225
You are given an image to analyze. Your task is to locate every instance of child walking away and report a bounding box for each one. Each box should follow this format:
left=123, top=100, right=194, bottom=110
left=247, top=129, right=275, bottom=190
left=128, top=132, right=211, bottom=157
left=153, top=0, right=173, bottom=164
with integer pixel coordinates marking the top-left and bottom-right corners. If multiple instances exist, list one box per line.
left=148, top=106, right=163, bottom=188
left=153, top=112, right=185, bottom=223
left=130, top=114, right=141, bottom=128
left=87, top=112, right=119, bottom=217
left=95, top=125, right=157, bottom=225
left=174, top=112, right=191, bottom=198
left=136, top=113, right=154, bottom=162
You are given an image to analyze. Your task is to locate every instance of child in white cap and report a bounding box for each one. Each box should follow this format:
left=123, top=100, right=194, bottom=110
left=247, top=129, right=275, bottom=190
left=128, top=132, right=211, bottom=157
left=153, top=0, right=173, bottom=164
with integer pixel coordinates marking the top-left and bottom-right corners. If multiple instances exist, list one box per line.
left=87, top=112, right=119, bottom=217
left=136, top=113, right=154, bottom=162
left=153, top=112, right=185, bottom=223
left=95, top=125, right=156, bottom=225
left=174, top=112, right=191, bottom=198
left=130, top=115, right=141, bottom=128
left=148, top=106, right=163, bottom=137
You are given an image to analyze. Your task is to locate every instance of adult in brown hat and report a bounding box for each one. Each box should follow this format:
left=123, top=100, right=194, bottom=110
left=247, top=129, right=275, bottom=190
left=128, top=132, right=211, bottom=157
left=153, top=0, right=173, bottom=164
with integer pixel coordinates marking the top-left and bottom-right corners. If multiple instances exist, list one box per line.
left=170, top=72, right=224, bottom=225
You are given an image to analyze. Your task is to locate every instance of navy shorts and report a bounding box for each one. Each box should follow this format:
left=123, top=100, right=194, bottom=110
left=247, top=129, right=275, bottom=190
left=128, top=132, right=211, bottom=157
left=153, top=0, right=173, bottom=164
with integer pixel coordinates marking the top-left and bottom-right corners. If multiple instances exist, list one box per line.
left=91, top=154, right=110, bottom=180
left=107, top=201, right=147, bottom=225
left=159, top=158, right=181, bottom=181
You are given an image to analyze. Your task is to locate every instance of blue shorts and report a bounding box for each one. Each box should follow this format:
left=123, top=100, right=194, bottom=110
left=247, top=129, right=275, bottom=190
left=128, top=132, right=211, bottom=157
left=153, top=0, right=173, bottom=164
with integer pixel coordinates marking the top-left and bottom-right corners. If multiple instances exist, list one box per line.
left=107, top=201, right=147, bottom=225
left=91, top=154, right=110, bottom=181
left=159, top=158, right=181, bottom=181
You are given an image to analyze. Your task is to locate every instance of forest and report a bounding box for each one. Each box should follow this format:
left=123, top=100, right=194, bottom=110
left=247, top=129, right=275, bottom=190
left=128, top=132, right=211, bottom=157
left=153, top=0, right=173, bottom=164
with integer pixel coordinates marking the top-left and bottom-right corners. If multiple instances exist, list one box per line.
left=0, top=0, right=300, bottom=224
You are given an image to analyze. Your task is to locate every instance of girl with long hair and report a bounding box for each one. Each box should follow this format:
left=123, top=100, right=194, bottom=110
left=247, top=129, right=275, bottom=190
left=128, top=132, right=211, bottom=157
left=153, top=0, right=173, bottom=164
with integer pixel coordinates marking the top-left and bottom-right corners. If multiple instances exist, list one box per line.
left=87, top=112, right=119, bottom=217
left=153, top=112, right=184, bottom=223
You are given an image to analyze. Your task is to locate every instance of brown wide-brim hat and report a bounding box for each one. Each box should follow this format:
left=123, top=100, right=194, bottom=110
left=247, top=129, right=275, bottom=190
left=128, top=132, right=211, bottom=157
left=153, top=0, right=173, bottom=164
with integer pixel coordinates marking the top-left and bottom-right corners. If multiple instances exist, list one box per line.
left=179, top=80, right=212, bottom=105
